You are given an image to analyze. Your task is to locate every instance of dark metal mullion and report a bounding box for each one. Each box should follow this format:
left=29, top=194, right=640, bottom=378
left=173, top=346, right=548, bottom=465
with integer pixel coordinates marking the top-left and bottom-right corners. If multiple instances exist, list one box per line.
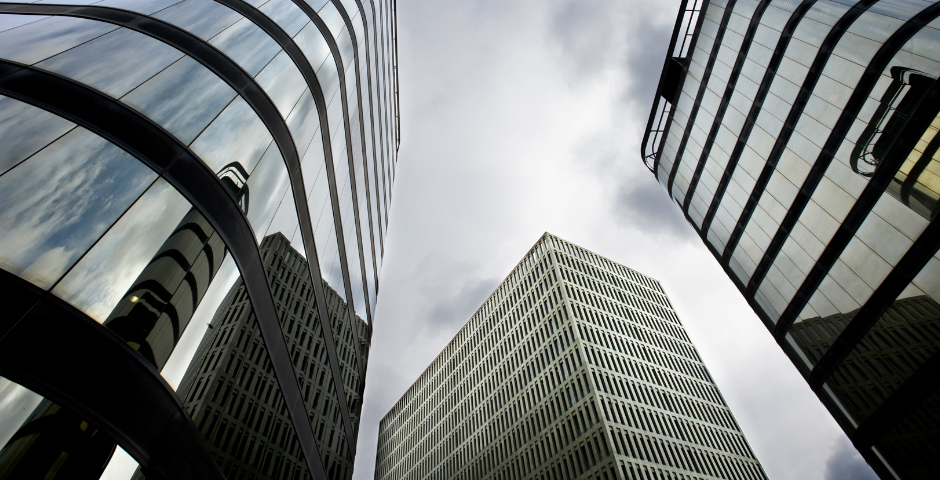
left=682, top=0, right=773, bottom=218
left=332, top=0, right=378, bottom=328
left=0, top=270, right=223, bottom=480
left=642, top=0, right=694, bottom=174
left=0, top=59, right=263, bottom=480
left=352, top=0, right=386, bottom=262
left=808, top=217, right=940, bottom=391
left=0, top=5, right=334, bottom=477
left=378, top=0, right=393, bottom=195
left=721, top=0, right=876, bottom=273
left=666, top=0, right=739, bottom=198
left=291, top=0, right=367, bottom=435
left=365, top=0, right=391, bottom=250
left=744, top=2, right=940, bottom=302
left=653, top=1, right=712, bottom=182
left=351, top=0, right=387, bottom=270
left=212, top=0, right=358, bottom=465
left=701, top=0, right=817, bottom=240
left=775, top=77, right=940, bottom=339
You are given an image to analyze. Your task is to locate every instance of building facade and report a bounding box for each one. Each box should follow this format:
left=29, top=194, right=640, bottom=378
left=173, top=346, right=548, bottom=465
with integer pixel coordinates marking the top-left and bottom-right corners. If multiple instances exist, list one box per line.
left=375, top=233, right=766, bottom=480
left=0, top=0, right=398, bottom=477
left=641, top=0, right=940, bottom=477
left=157, top=233, right=371, bottom=480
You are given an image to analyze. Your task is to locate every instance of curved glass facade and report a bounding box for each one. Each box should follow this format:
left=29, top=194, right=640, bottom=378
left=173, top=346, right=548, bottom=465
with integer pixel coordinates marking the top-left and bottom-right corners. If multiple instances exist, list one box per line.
left=643, top=0, right=940, bottom=478
left=0, top=0, right=398, bottom=477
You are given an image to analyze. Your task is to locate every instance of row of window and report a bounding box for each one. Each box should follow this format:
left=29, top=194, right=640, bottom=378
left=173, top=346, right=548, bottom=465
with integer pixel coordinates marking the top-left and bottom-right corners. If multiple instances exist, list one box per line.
left=609, top=425, right=765, bottom=480
left=381, top=284, right=579, bottom=475
left=378, top=244, right=559, bottom=455
left=567, top=285, right=705, bottom=371
left=592, top=367, right=738, bottom=432
left=380, top=234, right=666, bottom=443
left=378, top=298, right=576, bottom=478
left=599, top=394, right=753, bottom=459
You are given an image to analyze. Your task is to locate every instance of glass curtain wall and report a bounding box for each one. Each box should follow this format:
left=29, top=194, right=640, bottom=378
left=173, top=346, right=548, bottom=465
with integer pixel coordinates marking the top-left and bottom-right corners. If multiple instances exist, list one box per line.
left=0, top=0, right=398, bottom=477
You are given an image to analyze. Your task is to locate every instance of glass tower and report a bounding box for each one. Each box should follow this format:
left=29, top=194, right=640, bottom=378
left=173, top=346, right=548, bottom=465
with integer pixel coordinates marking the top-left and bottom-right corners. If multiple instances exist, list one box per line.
left=0, top=0, right=398, bottom=477
left=375, top=233, right=766, bottom=480
left=642, top=0, right=940, bottom=477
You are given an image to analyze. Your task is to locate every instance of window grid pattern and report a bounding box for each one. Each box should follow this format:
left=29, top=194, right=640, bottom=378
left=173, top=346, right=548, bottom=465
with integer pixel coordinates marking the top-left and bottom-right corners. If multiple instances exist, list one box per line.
left=375, top=234, right=766, bottom=480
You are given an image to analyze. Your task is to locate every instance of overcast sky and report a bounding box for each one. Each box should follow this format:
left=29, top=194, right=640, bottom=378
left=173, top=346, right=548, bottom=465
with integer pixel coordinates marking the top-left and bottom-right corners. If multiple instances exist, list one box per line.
left=353, top=1, right=878, bottom=479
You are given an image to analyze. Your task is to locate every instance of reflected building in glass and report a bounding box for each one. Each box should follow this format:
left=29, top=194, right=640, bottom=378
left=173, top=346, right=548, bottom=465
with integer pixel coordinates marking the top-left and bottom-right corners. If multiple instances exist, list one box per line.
left=0, top=0, right=399, bottom=477
left=375, top=233, right=767, bottom=480
left=641, top=0, right=940, bottom=477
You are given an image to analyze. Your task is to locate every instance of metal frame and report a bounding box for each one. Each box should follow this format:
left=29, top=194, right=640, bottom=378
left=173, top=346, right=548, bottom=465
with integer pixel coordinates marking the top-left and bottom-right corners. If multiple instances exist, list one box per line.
left=680, top=0, right=773, bottom=214
left=0, top=269, right=225, bottom=480
left=699, top=0, right=819, bottom=238
left=724, top=0, right=877, bottom=274
left=640, top=0, right=706, bottom=174
left=665, top=0, right=738, bottom=196
left=0, top=57, right=313, bottom=478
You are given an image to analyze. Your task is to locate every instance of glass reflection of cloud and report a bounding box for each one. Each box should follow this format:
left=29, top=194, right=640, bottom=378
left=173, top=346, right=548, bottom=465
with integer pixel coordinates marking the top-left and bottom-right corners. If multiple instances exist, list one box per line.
left=52, top=179, right=191, bottom=322
left=190, top=96, right=272, bottom=173
left=255, top=51, right=307, bottom=118
left=122, top=56, right=236, bottom=145
left=0, top=16, right=117, bottom=65
left=36, top=28, right=184, bottom=99
left=294, top=23, right=331, bottom=72
left=151, top=0, right=240, bottom=41
left=209, top=18, right=281, bottom=77
left=0, top=96, right=74, bottom=176
left=246, top=144, right=290, bottom=241
left=0, top=379, right=43, bottom=449
left=287, top=91, right=321, bottom=156
left=0, top=128, right=155, bottom=289
left=265, top=182, right=306, bottom=258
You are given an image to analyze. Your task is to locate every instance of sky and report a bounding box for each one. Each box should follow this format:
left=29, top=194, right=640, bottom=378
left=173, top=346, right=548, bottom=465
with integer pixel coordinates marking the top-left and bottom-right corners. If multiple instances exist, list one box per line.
left=352, top=0, right=880, bottom=479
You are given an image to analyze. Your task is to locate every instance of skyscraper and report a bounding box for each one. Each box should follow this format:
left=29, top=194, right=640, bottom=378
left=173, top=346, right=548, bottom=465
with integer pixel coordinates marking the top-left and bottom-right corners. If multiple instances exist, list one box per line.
left=642, top=0, right=940, bottom=477
left=164, top=233, right=370, bottom=480
left=375, top=233, right=766, bottom=480
left=0, top=0, right=398, bottom=477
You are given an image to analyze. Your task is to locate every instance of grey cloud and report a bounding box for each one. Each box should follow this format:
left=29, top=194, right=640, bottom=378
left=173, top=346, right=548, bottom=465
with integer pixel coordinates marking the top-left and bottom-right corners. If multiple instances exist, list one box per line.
left=620, top=17, right=674, bottom=112
left=614, top=177, right=696, bottom=242
left=548, top=0, right=626, bottom=82
left=824, top=436, right=879, bottom=480
left=426, top=276, right=500, bottom=333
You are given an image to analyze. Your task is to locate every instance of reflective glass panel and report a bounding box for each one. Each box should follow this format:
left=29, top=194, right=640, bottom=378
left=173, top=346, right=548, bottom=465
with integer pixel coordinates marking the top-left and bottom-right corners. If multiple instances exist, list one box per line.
left=36, top=28, right=183, bottom=99
left=122, top=56, right=236, bottom=145
left=0, top=95, right=74, bottom=176
left=0, top=127, right=155, bottom=289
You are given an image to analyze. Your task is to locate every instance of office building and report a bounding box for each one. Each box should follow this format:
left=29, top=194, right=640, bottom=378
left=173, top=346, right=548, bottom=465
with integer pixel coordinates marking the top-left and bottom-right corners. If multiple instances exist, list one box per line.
left=642, top=0, right=940, bottom=477
left=375, top=233, right=766, bottom=480
left=156, top=233, right=370, bottom=480
left=0, top=0, right=398, bottom=477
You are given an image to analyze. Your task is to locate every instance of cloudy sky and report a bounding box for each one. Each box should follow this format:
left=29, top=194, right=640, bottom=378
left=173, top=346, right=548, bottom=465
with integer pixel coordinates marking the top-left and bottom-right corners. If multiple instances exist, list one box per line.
left=352, top=1, right=878, bottom=479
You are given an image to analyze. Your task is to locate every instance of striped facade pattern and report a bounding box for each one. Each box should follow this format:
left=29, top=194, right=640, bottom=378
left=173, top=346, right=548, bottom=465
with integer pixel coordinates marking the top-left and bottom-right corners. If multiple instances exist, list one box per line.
left=643, top=0, right=940, bottom=477
left=375, top=234, right=766, bottom=480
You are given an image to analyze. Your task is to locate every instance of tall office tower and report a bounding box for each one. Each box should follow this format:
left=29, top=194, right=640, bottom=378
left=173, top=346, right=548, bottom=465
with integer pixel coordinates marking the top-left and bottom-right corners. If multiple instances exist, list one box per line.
left=375, top=233, right=766, bottom=480
left=641, top=0, right=940, bottom=477
left=150, top=233, right=370, bottom=480
left=0, top=0, right=398, bottom=477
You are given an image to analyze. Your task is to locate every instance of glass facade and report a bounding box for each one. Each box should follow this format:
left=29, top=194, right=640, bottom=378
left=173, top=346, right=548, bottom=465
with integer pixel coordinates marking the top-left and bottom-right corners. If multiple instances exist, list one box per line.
left=642, top=0, right=940, bottom=478
left=0, top=0, right=398, bottom=477
left=375, top=234, right=766, bottom=480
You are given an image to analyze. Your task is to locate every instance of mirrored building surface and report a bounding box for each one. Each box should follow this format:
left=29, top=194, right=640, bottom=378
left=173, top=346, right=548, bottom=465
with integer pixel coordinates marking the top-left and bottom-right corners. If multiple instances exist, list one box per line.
left=0, top=0, right=399, bottom=477
left=375, top=234, right=767, bottom=480
left=642, top=0, right=940, bottom=477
